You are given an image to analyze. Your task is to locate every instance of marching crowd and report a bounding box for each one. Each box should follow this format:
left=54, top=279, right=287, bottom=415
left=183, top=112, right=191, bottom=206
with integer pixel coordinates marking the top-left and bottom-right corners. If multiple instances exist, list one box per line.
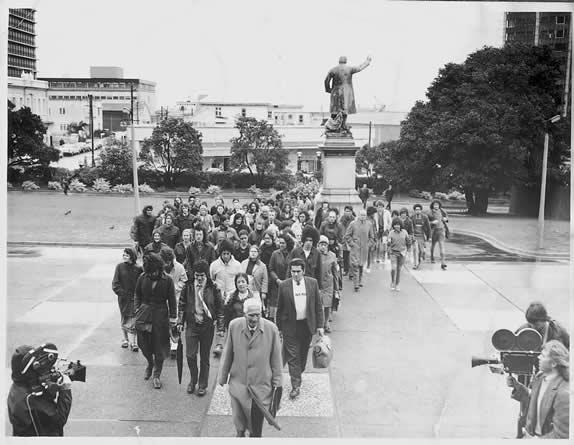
left=111, top=190, right=451, bottom=436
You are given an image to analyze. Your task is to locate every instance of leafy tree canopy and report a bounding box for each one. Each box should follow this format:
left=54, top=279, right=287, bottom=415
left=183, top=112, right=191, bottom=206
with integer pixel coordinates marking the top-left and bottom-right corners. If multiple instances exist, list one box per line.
left=380, top=44, right=570, bottom=215
left=8, top=100, right=60, bottom=168
left=98, top=138, right=133, bottom=185
left=230, top=117, right=289, bottom=186
left=139, top=117, right=203, bottom=187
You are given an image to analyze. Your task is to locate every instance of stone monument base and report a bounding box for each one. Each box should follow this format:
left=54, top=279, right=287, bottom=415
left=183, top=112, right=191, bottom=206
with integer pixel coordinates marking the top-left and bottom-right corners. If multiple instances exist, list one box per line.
left=314, top=133, right=363, bottom=213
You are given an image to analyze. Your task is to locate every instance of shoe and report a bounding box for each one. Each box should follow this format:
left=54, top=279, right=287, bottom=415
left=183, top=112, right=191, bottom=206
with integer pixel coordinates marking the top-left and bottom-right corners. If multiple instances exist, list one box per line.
left=391, top=284, right=395, bottom=291
left=121, top=340, right=129, bottom=348
left=213, top=344, right=223, bottom=357
left=354, top=287, right=359, bottom=292
left=412, top=265, right=419, bottom=270
left=144, top=365, right=153, bottom=380
left=359, top=283, right=363, bottom=287
left=441, top=264, right=447, bottom=270
left=395, top=285, right=400, bottom=291
left=187, top=382, right=195, bottom=394
left=431, top=259, right=436, bottom=264
left=131, top=344, right=139, bottom=352
left=236, top=430, right=246, bottom=437
left=153, top=377, right=162, bottom=389
left=289, top=387, right=300, bottom=399
left=197, top=387, right=206, bottom=396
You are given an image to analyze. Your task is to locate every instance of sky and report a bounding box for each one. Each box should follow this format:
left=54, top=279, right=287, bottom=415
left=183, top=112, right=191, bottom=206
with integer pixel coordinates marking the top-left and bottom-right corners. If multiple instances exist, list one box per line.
left=15, top=0, right=574, bottom=112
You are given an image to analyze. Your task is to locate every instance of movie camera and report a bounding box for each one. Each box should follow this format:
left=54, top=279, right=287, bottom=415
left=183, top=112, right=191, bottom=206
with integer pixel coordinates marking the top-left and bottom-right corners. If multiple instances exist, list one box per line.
left=471, top=328, right=542, bottom=377
left=20, top=343, right=86, bottom=394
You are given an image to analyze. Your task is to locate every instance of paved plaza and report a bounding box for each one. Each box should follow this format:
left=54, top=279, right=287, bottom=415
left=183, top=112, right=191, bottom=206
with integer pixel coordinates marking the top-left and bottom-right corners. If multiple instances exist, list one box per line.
left=5, top=241, right=569, bottom=438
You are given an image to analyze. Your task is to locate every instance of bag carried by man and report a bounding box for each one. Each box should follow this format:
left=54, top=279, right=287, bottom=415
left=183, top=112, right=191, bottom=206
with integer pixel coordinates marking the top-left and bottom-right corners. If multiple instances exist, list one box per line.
left=312, top=335, right=333, bottom=368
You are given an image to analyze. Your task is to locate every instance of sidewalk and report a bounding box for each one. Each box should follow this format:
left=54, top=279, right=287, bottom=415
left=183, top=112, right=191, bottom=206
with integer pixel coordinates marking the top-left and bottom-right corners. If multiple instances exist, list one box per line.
left=7, top=191, right=570, bottom=258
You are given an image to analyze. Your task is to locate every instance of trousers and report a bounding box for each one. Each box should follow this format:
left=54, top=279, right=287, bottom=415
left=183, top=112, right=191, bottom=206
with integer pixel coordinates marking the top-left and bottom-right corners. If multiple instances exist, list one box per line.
left=282, top=319, right=312, bottom=389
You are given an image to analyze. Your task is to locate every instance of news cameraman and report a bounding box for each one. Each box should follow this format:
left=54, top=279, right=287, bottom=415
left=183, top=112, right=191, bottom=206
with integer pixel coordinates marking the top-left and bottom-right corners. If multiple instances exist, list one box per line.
left=506, top=340, right=569, bottom=439
left=7, top=344, right=73, bottom=436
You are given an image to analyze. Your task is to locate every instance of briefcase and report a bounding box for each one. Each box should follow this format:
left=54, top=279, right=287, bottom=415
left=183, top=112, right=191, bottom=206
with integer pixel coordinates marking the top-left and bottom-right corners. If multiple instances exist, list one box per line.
left=312, top=335, right=333, bottom=368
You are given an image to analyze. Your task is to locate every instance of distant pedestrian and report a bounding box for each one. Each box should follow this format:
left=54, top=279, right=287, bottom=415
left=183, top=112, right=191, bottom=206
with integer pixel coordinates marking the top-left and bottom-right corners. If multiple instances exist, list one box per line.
left=383, top=183, right=394, bottom=210
left=112, top=247, right=143, bottom=351
left=358, top=184, right=370, bottom=209
left=288, top=226, right=322, bottom=285
left=133, top=205, right=157, bottom=254
left=158, top=214, right=180, bottom=249
left=344, top=209, right=375, bottom=292
left=144, top=230, right=170, bottom=257
left=277, top=258, right=324, bottom=400
left=339, top=206, right=355, bottom=277
left=374, top=200, right=391, bottom=263
left=218, top=298, right=283, bottom=437
left=387, top=218, right=411, bottom=291
left=411, top=204, right=431, bottom=269
left=428, top=200, right=448, bottom=270
left=317, top=235, right=340, bottom=333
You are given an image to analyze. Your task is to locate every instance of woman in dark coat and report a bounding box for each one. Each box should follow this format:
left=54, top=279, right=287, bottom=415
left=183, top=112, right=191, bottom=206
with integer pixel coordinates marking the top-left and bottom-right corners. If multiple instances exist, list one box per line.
left=184, top=224, right=217, bottom=277
left=230, top=213, right=251, bottom=235
left=259, top=230, right=276, bottom=268
left=134, top=252, right=177, bottom=389
left=144, top=230, right=170, bottom=256
left=174, top=228, right=193, bottom=265
left=223, top=273, right=254, bottom=329
left=268, top=233, right=294, bottom=323
left=158, top=213, right=180, bottom=249
left=112, top=247, right=143, bottom=351
left=176, top=205, right=196, bottom=239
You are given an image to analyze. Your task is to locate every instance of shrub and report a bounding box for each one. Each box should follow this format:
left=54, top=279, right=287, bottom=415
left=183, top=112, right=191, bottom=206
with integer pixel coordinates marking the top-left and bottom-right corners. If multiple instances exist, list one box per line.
left=73, top=166, right=100, bottom=187
left=188, top=186, right=201, bottom=195
left=421, top=191, right=432, bottom=201
left=69, top=179, right=87, bottom=192
left=92, top=178, right=112, bottom=193
left=206, top=185, right=222, bottom=195
left=112, top=183, right=134, bottom=194
left=248, top=184, right=261, bottom=195
left=48, top=181, right=63, bottom=191
left=22, top=180, right=40, bottom=191
left=434, top=192, right=449, bottom=201
left=447, top=190, right=466, bottom=201
left=408, top=189, right=424, bottom=198
left=139, top=183, right=155, bottom=194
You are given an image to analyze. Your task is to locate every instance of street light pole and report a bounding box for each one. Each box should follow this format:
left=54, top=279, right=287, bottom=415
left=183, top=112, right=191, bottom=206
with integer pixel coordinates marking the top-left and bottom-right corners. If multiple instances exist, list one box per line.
left=537, top=115, right=560, bottom=250
left=88, top=94, right=95, bottom=167
left=130, top=83, right=140, bottom=215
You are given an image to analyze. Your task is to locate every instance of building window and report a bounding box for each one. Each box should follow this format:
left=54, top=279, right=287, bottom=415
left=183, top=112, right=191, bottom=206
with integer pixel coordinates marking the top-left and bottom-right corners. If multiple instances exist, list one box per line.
left=268, top=111, right=272, bottom=119
left=298, top=115, right=304, bottom=124
left=241, top=108, right=246, bottom=117
left=215, top=106, right=222, bottom=118
left=59, top=107, right=65, bottom=115
left=556, top=16, right=566, bottom=25
left=556, top=29, right=565, bottom=39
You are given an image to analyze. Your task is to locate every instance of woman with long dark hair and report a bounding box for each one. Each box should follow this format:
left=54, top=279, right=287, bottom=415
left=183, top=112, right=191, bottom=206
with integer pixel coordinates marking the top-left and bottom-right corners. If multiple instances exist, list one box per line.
left=185, top=224, right=217, bottom=277
left=268, top=233, right=294, bottom=322
left=223, top=273, right=254, bottom=329
left=112, top=247, right=143, bottom=351
left=134, top=252, right=177, bottom=389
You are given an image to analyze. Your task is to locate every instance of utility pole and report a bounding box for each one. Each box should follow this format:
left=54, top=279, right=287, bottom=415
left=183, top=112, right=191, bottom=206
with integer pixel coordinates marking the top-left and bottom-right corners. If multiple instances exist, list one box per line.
left=368, top=121, right=372, bottom=148
left=88, top=94, right=95, bottom=166
left=136, top=101, right=139, bottom=124
left=130, top=83, right=140, bottom=215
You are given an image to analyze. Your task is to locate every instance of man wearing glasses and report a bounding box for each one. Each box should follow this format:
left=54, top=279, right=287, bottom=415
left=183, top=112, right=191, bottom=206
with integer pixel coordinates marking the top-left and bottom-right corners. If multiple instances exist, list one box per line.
left=276, top=258, right=324, bottom=400
left=177, top=260, right=225, bottom=396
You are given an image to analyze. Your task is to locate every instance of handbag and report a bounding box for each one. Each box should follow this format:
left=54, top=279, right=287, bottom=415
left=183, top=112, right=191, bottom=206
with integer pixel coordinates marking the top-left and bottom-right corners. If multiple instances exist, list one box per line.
left=312, top=335, right=333, bottom=368
left=134, top=303, right=153, bottom=332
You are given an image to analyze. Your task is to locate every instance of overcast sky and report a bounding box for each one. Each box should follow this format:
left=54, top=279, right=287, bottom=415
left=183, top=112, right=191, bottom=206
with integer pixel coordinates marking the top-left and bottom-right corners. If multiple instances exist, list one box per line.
left=16, top=1, right=574, bottom=111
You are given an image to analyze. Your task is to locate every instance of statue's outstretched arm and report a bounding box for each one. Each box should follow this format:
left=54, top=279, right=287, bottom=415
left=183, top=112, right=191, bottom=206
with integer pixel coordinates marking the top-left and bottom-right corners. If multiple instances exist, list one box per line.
left=356, top=56, right=372, bottom=72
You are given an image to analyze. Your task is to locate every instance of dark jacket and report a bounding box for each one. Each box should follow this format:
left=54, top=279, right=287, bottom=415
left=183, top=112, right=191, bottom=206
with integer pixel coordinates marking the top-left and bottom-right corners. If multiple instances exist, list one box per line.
left=144, top=241, right=170, bottom=256
left=184, top=242, right=217, bottom=276
left=173, top=242, right=189, bottom=265
left=134, top=212, right=157, bottom=246
left=158, top=224, right=180, bottom=249
left=259, top=243, right=275, bottom=268
left=268, top=248, right=291, bottom=307
left=175, top=214, right=196, bottom=237
left=112, top=262, right=143, bottom=317
left=319, top=221, right=344, bottom=245
left=511, top=372, right=569, bottom=438
left=276, top=276, right=324, bottom=336
left=288, top=246, right=322, bottom=288
left=234, top=244, right=250, bottom=263
left=7, top=383, right=72, bottom=436
left=178, top=281, right=224, bottom=333
left=223, top=289, right=254, bottom=329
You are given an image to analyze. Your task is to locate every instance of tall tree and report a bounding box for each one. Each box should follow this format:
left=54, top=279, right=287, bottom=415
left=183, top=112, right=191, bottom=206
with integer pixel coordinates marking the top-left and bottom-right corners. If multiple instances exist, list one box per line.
left=7, top=100, right=60, bottom=168
left=98, top=138, right=133, bottom=185
left=355, top=144, right=383, bottom=178
left=230, top=117, right=288, bottom=186
left=139, top=117, right=203, bottom=187
left=385, top=44, right=569, bottom=215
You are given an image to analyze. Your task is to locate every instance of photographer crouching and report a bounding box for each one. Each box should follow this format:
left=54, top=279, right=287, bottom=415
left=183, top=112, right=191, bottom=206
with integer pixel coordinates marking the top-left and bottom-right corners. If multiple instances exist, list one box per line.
left=506, top=340, right=569, bottom=439
left=7, top=343, right=84, bottom=436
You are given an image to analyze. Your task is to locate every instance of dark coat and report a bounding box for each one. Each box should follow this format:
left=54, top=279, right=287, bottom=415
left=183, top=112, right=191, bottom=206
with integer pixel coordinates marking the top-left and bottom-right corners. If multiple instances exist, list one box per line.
left=288, top=246, right=322, bottom=288
left=223, top=289, right=254, bottom=329
left=175, top=214, right=196, bottom=236
left=144, top=241, right=170, bottom=256
left=134, top=273, right=177, bottom=359
left=268, top=248, right=291, bottom=308
left=112, top=262, right=143, bottom=318
left=7, top=383, right=72, bottom=436
left=276, top=276, right=324, bottom=337
left=158, top=224, right=180, bottom=249
left=184, top=242, right=217, bottom=276
left=511, top=372, right=569, bottom=438
left=134, top=213, right=157, bottom=246
left=259, top=243, right=275, bottom=269
left=234, top=245, right=250, bottom=263
left=178, top=281, right=224, bottom=356
left=173, top=242, right=189, bottom=265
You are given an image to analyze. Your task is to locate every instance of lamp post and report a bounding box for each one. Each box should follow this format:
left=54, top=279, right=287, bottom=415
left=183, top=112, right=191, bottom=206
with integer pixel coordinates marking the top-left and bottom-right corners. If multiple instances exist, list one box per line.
left=316, top=150, right=322, bottom=172
left=537, top=115, right=561, bottom=249
left=124, top=103, right=140, bottom=216
left=297, top=151, right=302, bottom=172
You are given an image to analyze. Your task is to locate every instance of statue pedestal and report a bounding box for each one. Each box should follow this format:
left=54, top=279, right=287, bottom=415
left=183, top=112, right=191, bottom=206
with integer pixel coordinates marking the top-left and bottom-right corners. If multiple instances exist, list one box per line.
left=314, top=134, right=362, bottom=213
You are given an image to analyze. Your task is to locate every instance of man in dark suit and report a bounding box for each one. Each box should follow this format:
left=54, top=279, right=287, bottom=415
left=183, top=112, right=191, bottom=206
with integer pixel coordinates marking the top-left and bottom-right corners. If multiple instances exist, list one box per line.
left=276, top=258, right=324, bottom=400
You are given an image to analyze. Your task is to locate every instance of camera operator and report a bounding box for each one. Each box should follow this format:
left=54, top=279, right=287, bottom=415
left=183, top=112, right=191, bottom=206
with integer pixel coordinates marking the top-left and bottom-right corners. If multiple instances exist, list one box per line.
left=7, top=345, right=73, bottom=436
left=506, top=340, right=569, bottom=439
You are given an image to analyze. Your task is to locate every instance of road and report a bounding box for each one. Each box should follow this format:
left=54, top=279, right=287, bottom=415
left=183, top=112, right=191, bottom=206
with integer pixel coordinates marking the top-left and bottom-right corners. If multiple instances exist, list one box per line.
left=5, top=241, right=569, bottom=438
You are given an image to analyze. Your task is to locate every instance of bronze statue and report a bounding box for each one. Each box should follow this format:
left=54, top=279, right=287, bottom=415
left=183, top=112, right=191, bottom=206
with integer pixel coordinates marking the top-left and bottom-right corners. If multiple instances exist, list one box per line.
left=324, top=55, right=372, bottom=135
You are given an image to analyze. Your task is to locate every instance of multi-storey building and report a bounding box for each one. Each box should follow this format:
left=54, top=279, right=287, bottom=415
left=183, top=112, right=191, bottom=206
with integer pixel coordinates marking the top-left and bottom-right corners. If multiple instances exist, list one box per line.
left=8, top=8, right=37, bottom=78
left=39, top=67, right=157, bottom=136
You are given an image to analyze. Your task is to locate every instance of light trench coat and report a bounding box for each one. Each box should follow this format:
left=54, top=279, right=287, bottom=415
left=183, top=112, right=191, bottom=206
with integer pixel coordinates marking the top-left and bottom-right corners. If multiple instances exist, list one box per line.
left=344, top=218, right=376, bottom=265
left=218, top=317, right=283, bottom=433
